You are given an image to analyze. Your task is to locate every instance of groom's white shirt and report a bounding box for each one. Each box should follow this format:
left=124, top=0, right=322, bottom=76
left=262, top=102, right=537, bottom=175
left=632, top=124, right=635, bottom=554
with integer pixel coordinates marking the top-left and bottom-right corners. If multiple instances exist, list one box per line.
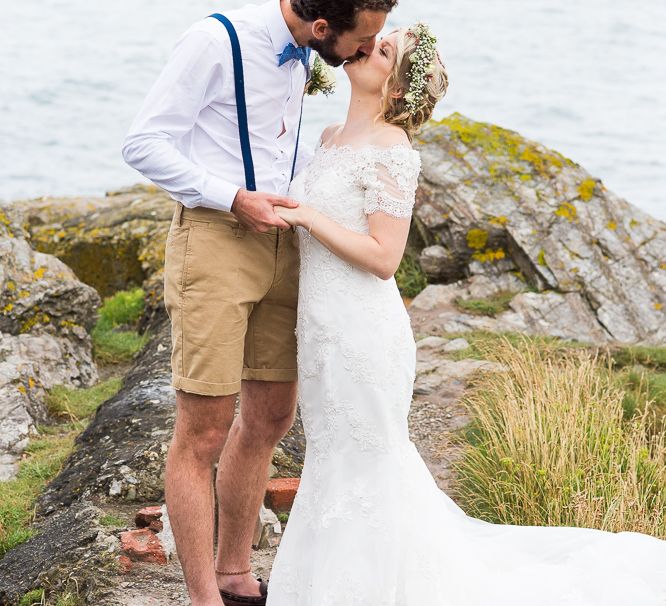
left=122, top=0, right=310, bottom=212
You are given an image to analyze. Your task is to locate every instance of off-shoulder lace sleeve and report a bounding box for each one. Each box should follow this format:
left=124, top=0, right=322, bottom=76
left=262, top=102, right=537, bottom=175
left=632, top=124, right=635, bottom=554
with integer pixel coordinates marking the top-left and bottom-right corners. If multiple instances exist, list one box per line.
left=361, top=145, right=421, bottom=218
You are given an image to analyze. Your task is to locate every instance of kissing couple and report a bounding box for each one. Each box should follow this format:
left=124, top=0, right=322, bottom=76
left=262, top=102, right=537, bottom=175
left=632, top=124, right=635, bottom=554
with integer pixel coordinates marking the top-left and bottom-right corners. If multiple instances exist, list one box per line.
left=123, top=0, right=666, bottom=604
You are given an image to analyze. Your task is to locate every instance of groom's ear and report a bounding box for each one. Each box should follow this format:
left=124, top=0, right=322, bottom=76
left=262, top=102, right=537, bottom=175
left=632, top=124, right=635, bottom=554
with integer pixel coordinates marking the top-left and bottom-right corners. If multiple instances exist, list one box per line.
left=311, top=19, right=330, bottom=41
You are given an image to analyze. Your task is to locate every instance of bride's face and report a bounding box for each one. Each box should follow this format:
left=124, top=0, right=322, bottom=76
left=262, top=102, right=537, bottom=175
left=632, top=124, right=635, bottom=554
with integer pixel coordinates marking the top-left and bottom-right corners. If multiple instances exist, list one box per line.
left=343, top=30, right=401, bottom=96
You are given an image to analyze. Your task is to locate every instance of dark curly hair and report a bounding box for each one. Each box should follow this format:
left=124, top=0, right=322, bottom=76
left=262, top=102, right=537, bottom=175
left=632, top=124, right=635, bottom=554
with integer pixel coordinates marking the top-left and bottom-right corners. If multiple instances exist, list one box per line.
left=290, top=0, right=398, bottom=33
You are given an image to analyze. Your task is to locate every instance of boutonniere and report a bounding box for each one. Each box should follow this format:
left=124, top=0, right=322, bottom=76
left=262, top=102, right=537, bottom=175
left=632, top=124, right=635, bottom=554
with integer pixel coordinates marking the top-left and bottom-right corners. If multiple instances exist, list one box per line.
left=305, top=54, right=336, bottom=96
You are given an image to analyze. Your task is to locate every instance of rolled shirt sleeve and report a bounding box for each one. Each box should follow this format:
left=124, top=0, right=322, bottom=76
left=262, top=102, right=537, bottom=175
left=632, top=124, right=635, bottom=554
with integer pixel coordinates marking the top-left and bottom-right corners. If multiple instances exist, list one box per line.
left=122, top=29, right=240, bottom=211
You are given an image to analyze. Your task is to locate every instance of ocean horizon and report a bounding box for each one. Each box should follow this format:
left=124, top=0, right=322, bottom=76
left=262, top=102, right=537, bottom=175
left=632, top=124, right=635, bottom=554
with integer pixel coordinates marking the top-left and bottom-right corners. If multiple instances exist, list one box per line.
left=2, top=0, right=665, bottom=220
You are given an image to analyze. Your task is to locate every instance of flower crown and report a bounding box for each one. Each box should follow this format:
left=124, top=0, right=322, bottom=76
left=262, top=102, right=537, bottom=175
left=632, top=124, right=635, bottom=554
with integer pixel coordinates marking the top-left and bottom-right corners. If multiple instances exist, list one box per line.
left=403, top=23, right=438, bottom=114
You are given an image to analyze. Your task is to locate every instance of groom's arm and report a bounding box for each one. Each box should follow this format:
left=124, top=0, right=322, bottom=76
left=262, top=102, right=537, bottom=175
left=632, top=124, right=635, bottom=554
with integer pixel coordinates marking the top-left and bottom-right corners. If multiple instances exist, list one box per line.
left=122, top=28, right=296, bottom=230
left=122, top=29, right=239, bottom=212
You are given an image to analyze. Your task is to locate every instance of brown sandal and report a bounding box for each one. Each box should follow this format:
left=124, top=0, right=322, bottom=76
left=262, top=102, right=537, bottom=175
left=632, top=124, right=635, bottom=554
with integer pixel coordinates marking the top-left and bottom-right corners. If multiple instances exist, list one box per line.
left=219, top=579, right=269, bottom=606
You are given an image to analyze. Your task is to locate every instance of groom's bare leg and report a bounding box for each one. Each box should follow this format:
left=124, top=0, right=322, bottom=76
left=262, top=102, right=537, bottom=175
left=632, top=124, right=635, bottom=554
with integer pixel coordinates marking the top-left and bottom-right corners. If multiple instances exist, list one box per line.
left=165, top=389, right=235, bottom=605
left=215, top=380, right=298, bottom=596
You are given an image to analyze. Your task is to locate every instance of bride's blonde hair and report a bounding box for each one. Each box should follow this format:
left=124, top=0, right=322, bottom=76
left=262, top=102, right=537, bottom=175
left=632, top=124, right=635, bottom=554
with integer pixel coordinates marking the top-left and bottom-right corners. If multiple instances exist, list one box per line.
left=380, top=26, right=449, bottom=141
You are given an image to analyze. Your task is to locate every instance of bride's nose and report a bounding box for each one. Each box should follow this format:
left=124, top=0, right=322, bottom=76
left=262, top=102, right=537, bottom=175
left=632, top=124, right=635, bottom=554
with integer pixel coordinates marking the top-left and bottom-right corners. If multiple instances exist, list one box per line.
left=358, top=38, right=377, bottom=57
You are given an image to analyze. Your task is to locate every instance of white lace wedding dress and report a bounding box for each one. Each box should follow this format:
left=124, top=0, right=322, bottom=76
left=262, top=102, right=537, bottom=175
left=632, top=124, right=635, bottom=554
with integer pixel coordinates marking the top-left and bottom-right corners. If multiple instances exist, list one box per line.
left=266, top=141, right=666, bottom=605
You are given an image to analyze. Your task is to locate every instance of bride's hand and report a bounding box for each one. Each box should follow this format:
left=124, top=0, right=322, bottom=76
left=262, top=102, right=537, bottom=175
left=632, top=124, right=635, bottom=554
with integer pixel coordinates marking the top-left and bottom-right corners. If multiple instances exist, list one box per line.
left=275, top=204, right=312, bottom=228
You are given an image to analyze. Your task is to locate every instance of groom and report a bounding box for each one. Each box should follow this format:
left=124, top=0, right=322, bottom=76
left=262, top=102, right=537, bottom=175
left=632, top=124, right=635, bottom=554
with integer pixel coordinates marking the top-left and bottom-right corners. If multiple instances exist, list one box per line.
left=122, top=0, right=396, bottom=604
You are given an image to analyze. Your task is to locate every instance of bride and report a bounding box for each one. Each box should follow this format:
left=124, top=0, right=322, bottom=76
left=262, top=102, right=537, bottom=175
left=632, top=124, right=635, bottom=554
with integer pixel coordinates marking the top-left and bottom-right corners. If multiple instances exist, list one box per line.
left=270, top=23, right=666, bottom=605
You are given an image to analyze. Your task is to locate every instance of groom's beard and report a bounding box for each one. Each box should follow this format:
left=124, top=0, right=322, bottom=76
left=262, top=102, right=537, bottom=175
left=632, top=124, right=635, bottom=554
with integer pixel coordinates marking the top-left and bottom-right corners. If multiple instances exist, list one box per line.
left=308, top=32, right=362, bottom=67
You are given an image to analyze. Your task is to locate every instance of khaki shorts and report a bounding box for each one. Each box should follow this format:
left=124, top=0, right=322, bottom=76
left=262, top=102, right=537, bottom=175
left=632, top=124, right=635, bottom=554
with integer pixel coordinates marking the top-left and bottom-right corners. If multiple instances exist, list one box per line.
left=163, top=202, right=299, bottom=396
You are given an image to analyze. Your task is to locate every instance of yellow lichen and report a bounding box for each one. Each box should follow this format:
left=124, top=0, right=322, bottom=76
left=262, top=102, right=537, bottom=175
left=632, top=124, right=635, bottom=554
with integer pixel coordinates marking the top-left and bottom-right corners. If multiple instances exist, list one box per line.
left=466, top=228, right=488, bottom=250
left=655, top=302, right=663, bottom=311
left=33, top=267, right=47, bottom=280
left=554, top=202, right=578, bottom=222
left=472, top=248, right=506, bottom=262
left=488, top=215, right=509, bottom=226
left=660, top=262, right=666, bottom=270
left=629, top=219, right=639, bottom=228
left=2, top=303, right=14, bottom=313
left=537, top=249, right=547, bottom=267
left=578, top=178, right=596, bottom=202
left=17, top=385, right=27, bottom=395
left=18, top=290, right=30, bottom=298
left=607, top=221, right=617, bottom=231
left=439, top=113, right=572, bottom=184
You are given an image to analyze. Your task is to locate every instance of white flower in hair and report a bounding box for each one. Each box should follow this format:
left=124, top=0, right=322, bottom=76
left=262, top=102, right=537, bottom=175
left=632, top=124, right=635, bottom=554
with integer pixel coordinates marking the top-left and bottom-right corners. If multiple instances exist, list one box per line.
left=404, top=23, right=438, bottom=114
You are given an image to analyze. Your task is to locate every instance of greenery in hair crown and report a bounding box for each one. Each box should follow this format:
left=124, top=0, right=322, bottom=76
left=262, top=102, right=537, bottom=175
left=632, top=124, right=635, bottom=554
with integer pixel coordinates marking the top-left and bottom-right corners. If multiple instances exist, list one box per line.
left=404, top=23, right=438, bottom=114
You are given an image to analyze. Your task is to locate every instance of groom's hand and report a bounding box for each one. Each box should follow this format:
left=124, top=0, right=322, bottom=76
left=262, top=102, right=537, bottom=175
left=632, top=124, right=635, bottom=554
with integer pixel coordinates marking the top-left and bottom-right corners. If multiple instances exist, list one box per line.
left=231, top=189, right=299, bottom=232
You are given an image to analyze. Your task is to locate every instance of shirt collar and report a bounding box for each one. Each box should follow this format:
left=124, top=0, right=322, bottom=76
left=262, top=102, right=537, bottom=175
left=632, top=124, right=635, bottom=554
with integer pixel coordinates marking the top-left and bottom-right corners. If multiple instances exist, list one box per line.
left=263, top=0, right=298, bottom=56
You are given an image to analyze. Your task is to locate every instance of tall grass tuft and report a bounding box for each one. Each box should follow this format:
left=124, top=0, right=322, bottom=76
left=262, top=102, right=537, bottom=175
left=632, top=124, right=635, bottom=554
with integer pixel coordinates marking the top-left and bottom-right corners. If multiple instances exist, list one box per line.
left=453, top=335, right=666, bottom=538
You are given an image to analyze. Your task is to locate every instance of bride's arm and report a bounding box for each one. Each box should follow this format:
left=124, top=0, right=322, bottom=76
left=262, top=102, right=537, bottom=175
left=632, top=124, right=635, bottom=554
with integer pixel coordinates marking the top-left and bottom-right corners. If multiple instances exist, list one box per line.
left=277, top=205, right=410, bottom=281
left=276, top=141, right=421, bottom=281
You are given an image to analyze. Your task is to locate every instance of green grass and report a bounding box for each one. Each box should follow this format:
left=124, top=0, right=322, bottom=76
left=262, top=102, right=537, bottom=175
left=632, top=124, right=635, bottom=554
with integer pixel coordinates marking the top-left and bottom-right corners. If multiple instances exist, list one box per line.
left=395, top=253, right=428, bottom=298
left=609, top=344, right=666, bottom=371
left=454, top=290, right=517, bottom=316
left=46, top=378, right=122, bottom=424
left=452, top=335, right=666, bottom=537
left=99, top=513, right=126, bottom=528
left=277, top=512, right=290, bottom=524
left=0, top=378, right=122, bottom=558
left=19, top=589, right=44, bottom=606
left=91, top=288, right=149, bottom=364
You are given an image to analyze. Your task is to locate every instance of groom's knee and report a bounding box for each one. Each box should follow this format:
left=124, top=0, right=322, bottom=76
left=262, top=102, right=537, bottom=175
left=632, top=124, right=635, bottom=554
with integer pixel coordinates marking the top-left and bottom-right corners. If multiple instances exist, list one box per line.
left=237, top=383, right=297, bottom=447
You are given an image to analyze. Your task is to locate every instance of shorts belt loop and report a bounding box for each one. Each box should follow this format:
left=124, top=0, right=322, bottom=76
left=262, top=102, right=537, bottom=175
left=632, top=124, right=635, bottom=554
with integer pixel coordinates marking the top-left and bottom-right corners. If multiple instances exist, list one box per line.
left=233, top=222, right=245, bottom=238
left=174, top=202, right=184, bottom=227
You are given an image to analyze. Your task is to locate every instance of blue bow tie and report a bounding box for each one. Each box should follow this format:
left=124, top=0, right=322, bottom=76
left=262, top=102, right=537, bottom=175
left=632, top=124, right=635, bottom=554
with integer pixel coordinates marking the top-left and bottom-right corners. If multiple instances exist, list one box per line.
left=278, top=43, right=309, bottom=67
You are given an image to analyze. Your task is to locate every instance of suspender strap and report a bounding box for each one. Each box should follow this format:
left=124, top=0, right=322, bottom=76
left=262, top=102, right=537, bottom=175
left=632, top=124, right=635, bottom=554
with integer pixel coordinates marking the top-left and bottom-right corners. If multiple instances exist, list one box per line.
left=290, top=47, right=311, bottom=183
left=209, top=13, right=308, bottom=190
left=208, top=13, right=257, bottom=191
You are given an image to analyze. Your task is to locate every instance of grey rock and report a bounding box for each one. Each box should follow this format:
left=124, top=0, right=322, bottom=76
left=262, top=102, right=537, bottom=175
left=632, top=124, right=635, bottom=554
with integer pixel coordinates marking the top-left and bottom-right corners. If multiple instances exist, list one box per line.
left=0, top=501, right=118, bottom=604
left=0, top=204, right=99, bottom=480
left=416, top=336, right=449, bottom=350
left=443, top=338, right=470, bottom=352
left=412, top=114, right=666, bottom=345
left=252, top=504, right=282, bottom=550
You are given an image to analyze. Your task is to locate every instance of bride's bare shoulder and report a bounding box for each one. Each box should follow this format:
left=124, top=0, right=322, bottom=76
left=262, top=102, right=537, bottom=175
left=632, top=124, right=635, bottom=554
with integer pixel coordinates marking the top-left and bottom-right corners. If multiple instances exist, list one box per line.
left=319, top=123, right=344, bottom=146
left=369, top=124, right=410, bottom=149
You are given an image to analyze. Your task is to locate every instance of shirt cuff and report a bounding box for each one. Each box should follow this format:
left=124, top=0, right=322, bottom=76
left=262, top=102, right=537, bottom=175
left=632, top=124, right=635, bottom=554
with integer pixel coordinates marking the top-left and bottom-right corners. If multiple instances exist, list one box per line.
left=201, top=174, right=241, bottom=212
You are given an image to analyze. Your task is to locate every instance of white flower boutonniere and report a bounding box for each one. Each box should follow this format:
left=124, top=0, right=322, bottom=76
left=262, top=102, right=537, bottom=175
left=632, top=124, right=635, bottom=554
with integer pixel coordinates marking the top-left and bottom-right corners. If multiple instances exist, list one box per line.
left=306, top=54, right=336, bottom=96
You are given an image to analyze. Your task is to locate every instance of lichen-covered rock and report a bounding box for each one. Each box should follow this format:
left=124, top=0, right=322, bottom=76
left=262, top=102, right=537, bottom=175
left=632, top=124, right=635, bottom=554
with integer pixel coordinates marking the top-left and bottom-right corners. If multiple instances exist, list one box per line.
left=413, top=113, right=666, bottom=346
left=10, top=184, right=174, bottom=298
left=0, top=500, right=119, bottom=605
left=0, top=205, right=100, bottom=480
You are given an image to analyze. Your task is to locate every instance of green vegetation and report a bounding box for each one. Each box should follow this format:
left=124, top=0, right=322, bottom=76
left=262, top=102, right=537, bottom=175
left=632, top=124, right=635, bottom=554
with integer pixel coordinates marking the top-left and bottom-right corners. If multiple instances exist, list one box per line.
left=46, top=378, right=122, bottom=425
left=0, top=378, right=122, bottom=558
left=18, top=589, right=44, bottom=606
left=454, top=291, right=518, bottom=317
left=277, top=512, right=290, bottom=524
left=452, top=335, right=666, bottom=537
left=396, top=254, right=428, bottom=298
left=99, top=513, right=126, bottom=528
left=91, top=288, right=149, bottom=364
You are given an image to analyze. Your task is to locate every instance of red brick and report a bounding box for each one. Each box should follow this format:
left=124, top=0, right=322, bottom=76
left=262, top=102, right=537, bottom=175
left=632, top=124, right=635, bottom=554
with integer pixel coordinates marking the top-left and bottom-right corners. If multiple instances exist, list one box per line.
left=118, top=554, right=134, bottom=574
left=135, top=505, right=163, bottom=531
left=265, top=477, right=300, bottom=512
left=120, top=529, right=167, bottom=565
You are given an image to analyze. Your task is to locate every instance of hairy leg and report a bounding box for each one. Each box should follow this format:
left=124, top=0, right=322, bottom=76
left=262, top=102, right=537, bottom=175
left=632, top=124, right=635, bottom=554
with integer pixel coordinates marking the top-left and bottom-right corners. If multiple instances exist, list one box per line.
left=165, top=389, right=235, bottom=606
left=214, top=380, right=298, bottom=595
